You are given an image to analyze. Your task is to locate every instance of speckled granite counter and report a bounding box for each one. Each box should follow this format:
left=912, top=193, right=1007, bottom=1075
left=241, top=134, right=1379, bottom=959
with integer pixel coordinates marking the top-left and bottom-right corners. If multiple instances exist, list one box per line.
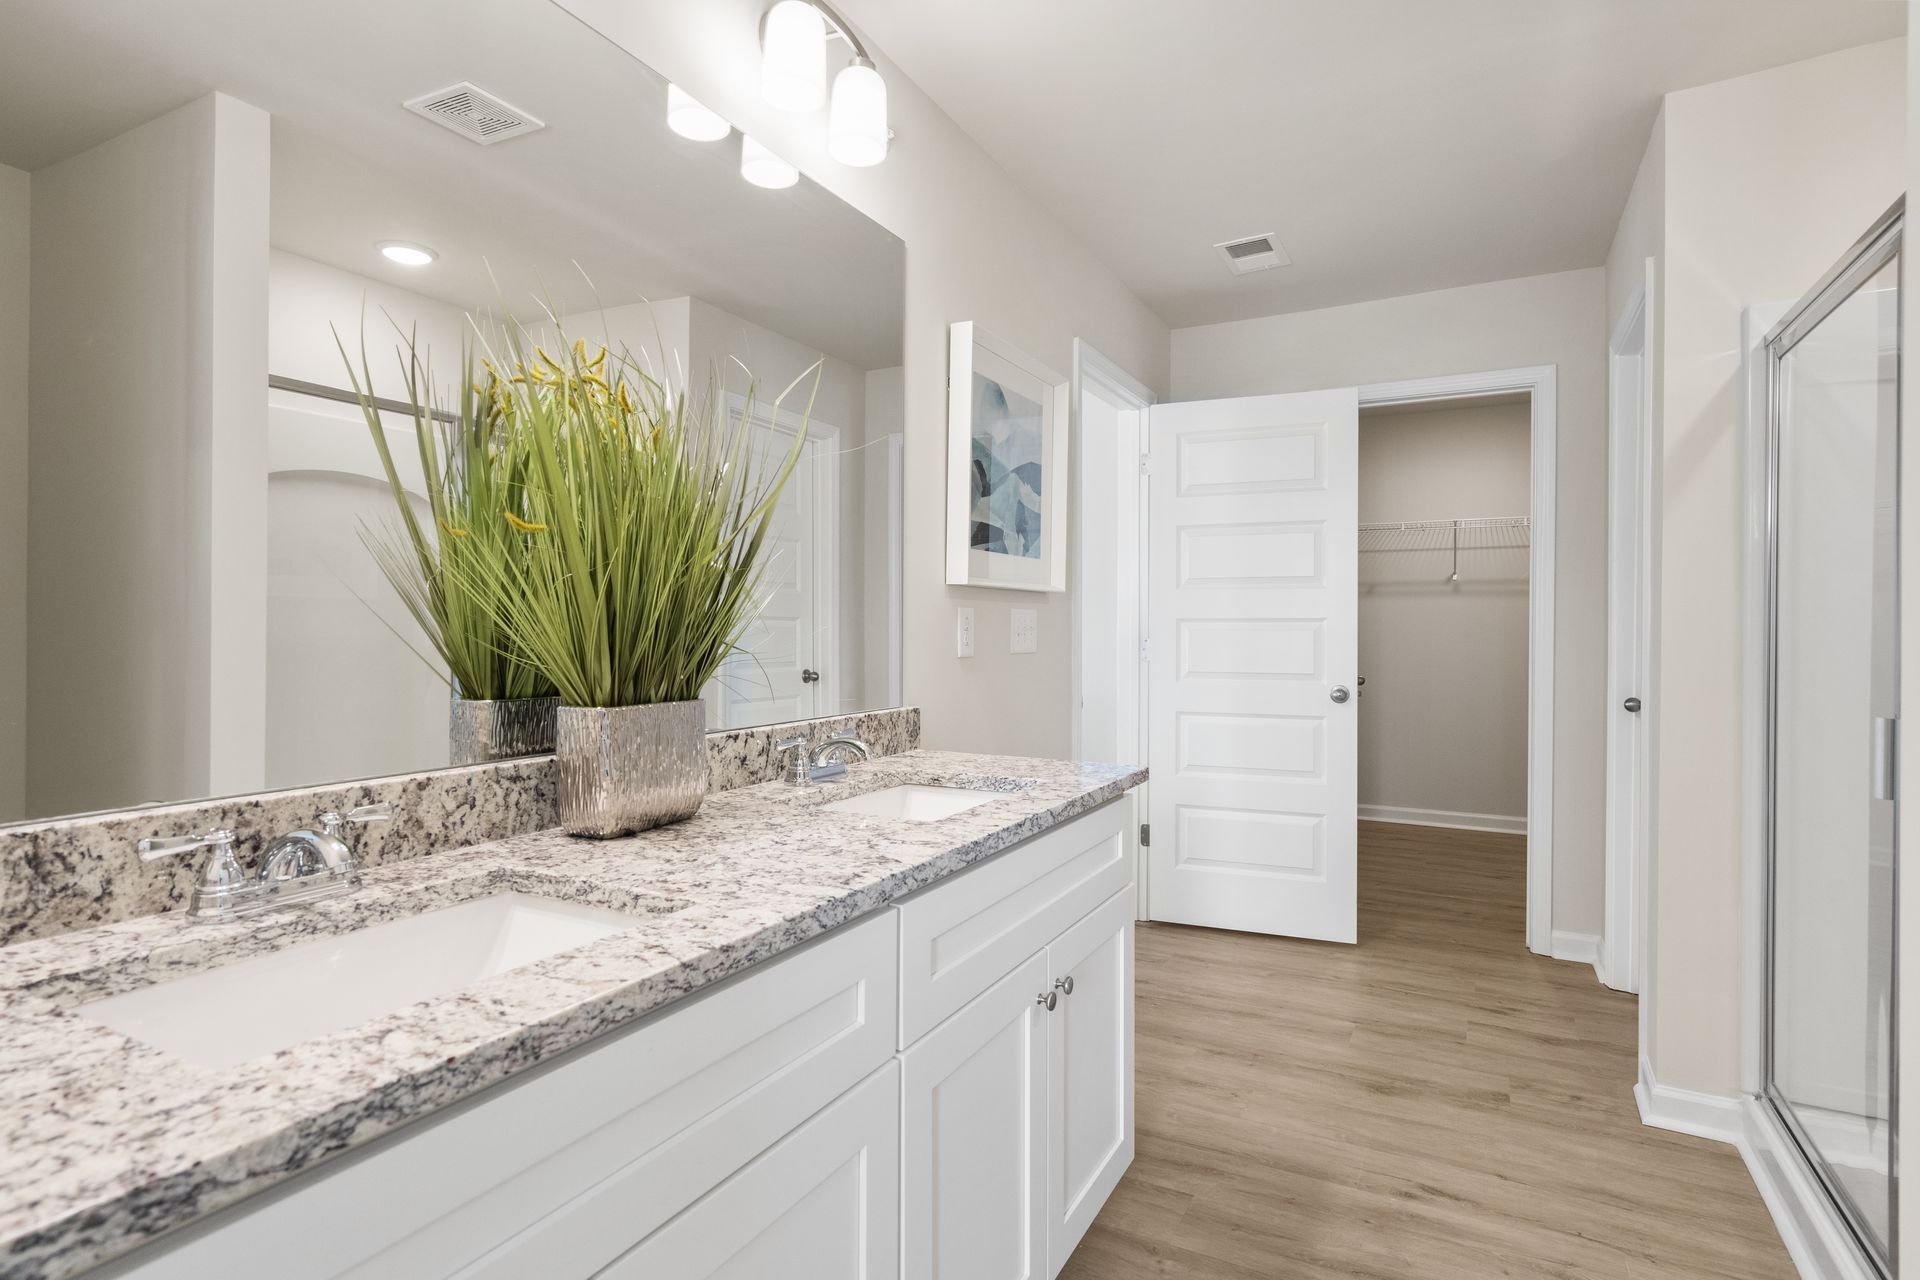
left=0, top=750, right=1145, bottom=1280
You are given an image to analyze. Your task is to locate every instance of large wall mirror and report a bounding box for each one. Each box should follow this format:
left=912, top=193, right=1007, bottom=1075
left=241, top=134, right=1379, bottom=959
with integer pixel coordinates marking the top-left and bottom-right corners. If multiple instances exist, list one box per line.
left=0, top=0, right=906, bottom=825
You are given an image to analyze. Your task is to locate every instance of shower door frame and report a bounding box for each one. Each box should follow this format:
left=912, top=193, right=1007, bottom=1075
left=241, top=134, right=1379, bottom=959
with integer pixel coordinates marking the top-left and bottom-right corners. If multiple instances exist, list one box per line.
left=1754, top=197, right=1903, bottom=1280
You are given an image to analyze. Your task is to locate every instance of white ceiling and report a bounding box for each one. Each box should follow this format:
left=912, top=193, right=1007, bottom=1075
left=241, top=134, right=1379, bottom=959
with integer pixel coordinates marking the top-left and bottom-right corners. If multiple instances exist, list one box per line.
left=0, top=0, right=905, bottom=370
left=840, top=0, right=1905, bottom=327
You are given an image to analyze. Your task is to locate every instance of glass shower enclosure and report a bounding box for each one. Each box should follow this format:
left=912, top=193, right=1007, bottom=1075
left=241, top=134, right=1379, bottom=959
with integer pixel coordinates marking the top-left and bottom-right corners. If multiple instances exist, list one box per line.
left=1763, top=199, right=1901, bottom=1276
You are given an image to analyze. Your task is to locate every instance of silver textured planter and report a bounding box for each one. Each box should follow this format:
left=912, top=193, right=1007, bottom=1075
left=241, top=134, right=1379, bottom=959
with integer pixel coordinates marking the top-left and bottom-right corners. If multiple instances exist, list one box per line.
left=555, top=700, right=709, bottom=838
left=449, top=696, right=560, bottom=766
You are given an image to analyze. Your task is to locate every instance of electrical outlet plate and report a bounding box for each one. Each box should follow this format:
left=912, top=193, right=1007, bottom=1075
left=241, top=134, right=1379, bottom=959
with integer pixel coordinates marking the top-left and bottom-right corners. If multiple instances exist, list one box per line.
left=956, top=607, right=975, bottom=658
left=1010, top=608, right=1037, bottom=654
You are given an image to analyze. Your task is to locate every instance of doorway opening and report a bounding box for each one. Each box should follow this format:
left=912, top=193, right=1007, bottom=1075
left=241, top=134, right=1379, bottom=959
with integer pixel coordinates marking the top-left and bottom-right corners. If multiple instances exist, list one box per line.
left=1081, top=366, right=1558, bottom=951
left=1355, top=394, right=1532, bottom=852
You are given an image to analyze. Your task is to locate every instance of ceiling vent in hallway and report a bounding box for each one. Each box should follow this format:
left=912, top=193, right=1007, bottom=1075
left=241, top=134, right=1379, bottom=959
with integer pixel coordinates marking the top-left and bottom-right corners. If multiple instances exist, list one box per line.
left=1214, top=233, right=1290, bottom=275
left=403, top=82, right=546, bottom=146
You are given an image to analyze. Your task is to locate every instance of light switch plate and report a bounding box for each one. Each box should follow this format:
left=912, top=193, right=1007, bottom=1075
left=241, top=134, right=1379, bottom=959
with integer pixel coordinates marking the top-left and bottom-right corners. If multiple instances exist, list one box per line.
left=1010, top=608, right=1037, bottom=654
left=956, top=607, right=975, bottom=658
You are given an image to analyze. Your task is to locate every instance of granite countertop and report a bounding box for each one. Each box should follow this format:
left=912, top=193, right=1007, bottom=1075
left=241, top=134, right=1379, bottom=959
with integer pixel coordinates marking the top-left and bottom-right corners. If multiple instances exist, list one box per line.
left=0, top=750, right=1146, bottom=1280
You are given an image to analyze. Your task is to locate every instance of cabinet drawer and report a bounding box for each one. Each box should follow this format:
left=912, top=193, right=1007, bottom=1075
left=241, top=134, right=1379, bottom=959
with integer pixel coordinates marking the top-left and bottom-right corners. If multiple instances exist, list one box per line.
left=106, top=910, right=898, bottom=1280
left=895, top=797, right=1131, bottom=1047
left=596, top=1060, right=900, bottom=1280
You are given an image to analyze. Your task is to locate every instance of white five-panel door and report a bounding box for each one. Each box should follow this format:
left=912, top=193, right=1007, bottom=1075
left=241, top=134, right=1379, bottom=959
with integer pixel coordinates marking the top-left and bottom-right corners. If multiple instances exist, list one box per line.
left=1145, top=389, right=1360, bottom=942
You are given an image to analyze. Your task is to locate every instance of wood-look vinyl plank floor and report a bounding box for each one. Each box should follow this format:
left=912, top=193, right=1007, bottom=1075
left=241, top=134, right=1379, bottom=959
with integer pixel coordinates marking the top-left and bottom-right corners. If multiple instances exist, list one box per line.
left=1061, top=820, right=1793, bottom=1280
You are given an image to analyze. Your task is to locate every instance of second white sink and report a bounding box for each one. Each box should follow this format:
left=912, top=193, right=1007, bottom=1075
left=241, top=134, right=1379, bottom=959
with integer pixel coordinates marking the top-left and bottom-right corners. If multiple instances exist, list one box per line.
left=823, top=783, right=1005, bottom=822
left=77, top=893, right=643, bottom=1069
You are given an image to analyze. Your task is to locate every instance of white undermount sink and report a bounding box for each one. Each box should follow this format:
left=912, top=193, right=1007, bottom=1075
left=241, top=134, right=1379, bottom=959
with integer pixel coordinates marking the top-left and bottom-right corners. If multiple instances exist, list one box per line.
left=822, top=783, right=1005, bottom=822
left=77, top=893, right=640, bottom=1069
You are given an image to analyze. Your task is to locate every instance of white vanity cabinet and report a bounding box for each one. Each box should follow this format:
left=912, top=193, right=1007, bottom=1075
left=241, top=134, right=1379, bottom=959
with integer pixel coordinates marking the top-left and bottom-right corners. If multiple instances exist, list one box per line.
left=896, top=799, right=1136, bottom=1280
left=102, top=796, right=1134, bottom=1280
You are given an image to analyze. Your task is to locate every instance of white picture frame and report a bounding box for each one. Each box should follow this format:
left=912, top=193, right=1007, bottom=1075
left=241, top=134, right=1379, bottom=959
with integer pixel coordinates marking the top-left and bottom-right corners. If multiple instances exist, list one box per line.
left=945, top=322, right=1069, bottom=592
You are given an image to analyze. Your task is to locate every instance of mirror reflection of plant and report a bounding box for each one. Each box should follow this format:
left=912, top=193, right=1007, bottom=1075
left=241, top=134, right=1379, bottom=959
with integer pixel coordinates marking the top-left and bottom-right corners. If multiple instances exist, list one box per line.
left=335, top=322, right=556, bottom=703
left=451, top=326, right=817, bottom=710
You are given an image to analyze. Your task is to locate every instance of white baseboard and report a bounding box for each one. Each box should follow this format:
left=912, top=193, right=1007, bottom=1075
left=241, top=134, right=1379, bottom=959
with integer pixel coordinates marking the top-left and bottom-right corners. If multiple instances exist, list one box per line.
left=1356, top=804, right=1526, bottom=834
left=1634, top=1054, right=1744, bottom=1143
left=1549, top=930, right=1605, bottom=982
left=1634, top=1057, right=1881, bottom=1279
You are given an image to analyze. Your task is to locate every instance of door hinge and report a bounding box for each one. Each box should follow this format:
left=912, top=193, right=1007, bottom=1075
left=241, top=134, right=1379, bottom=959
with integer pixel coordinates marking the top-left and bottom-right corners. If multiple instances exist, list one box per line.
left=1139, top=453, right=1151, bottom=476
left=1140, top=637, right=1150, bottom=663
left=1874, top=716, right=1898, bottom=801
left=1139, top=823, right=1151, bottom=847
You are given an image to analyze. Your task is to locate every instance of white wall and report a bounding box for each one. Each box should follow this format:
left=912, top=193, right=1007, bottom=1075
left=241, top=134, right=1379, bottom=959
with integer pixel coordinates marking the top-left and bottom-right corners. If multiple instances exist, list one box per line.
left=1638, top=38, right=1904, bottom=1098
left=27, top=92, right=269, bottom=818
left=1357, top=402, right=1530, bottom=822
left=0, top=164, right=26, bottom=822
left=269, top=249, right=479, bottom=402
left=554, top=0, right=1171, bottom=760
left=1171, top=267, right=1608, bottom=935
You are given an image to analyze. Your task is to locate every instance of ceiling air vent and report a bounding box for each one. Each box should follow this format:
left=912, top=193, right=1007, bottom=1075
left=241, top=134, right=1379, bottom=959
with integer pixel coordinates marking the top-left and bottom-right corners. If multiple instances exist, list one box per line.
left=1214, top=233, right=1290, bottom=276
left=403, top=82, right=545, bottom=146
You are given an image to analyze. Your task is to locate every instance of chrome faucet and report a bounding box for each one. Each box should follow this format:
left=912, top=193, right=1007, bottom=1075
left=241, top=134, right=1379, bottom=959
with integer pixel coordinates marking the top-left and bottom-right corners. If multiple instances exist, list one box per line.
left=777, top=733, right=873, bottom=786
left=139, top=804, right=391, bottom=922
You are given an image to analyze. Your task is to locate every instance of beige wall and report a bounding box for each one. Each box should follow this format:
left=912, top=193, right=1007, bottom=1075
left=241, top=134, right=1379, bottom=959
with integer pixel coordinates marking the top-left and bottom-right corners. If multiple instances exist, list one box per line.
left=1171, top=267, right=1609, bottom=936
left=1358, top=402, right=1530, bottom=822
left=555, top=0, right=1171, bottom=760
left=1640, top=38, right=1904, bottom=1097
left=27, top=93, right=270, bottom=818
left=0, top=164, right=25, bottom=821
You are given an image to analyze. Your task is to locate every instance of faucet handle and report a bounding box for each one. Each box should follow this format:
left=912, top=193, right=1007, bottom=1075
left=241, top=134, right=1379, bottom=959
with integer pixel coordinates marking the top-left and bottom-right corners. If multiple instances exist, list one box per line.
left=137, top=829, right=238, bottom=863
left=137, top=829, right=249, bottom=897
left=775, top=735, right=811, bottom=786
left=318, top=803, right=392, bottom=838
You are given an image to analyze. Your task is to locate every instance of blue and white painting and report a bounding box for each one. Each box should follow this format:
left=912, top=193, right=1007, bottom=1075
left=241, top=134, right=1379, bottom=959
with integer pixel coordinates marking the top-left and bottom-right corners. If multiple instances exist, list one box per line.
left=969, top=371, right=1045, bottom=558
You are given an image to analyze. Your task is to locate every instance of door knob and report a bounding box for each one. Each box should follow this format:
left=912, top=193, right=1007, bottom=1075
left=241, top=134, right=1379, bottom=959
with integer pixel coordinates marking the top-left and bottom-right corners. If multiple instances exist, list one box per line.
left=1623, top=696, right=1642, bottom=713
left=1330, top=685, right=1351, bottom=704
left=1054, top=976, right=1075, bottom=996
left=1037, top=989, right=1058, bottom=1012
left=801, top=669, right=820, bottom=684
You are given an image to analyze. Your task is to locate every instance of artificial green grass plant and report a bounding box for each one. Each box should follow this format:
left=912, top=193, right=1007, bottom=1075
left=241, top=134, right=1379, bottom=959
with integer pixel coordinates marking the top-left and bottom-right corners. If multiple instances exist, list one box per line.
left=451, top=327, right=816, bottom=710
left=336, top=323, right=555, bottom=703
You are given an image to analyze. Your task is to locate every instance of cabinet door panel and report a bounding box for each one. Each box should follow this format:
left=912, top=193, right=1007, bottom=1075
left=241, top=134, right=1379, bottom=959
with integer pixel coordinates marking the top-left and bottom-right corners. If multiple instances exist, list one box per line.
left=596, top=1061, right=899, bottom=1280
left=896, top=799, right=1131, bottom=1047
left=902, top=951, right=1049, bottom=1280
left=1046, top=889, right=1134, bottom=1276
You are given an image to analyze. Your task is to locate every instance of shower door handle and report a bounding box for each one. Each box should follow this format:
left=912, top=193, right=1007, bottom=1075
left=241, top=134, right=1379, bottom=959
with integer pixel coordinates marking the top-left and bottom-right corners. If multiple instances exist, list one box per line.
left=1873, top=716, right=1898, bottom=802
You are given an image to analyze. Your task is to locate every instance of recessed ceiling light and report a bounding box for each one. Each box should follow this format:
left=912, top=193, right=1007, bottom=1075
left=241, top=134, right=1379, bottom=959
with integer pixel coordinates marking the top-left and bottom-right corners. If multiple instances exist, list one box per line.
left=740, top=136, right=798, bottom=190
left=378, top=241, right=437, bottom=267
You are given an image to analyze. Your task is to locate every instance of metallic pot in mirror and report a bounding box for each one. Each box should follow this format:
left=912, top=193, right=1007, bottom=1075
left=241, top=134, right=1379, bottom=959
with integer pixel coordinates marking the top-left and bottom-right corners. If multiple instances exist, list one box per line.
left=449, top=697, right=561, bottom=767
left=555, top=701, right=709, bottom=838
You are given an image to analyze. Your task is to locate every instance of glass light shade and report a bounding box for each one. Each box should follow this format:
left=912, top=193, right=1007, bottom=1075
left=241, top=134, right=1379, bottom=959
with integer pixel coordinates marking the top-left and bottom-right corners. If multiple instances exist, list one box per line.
left=828, top=60, right=888, bottom=167
left=761, top=0, right=826, bottom=112
left=666, top=83, right=729, bottom=142
left=740, top=136, right=799, bottom=189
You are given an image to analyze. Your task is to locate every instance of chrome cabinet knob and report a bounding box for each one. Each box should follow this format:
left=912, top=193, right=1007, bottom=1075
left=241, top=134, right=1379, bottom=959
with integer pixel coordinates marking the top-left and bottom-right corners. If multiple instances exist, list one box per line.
left=1037, top=989, right=1058, bottom=1012
left=1623, top=696, right=1642, bottom=713
left=1055, top=976, right=1075, bottom=996
left=801, top=669, right=821, bottom=684
left=1330, top=685, right=1351, bottom=704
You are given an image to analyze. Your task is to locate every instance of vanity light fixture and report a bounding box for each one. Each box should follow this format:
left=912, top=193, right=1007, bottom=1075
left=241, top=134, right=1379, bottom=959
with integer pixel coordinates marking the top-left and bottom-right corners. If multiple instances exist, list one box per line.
left=760, top=0, right=891, bottom=167
left=666, top=83, right=730, bottom=142
left=378, top=241, right=437, bottom=267
left=740, top=136, right=799, bottom=189
left=761, top=0, right=827, bottom=112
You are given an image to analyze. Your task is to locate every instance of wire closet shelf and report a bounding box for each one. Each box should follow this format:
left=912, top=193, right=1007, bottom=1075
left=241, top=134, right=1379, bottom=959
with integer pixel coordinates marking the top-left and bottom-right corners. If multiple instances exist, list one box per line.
left=1357, top=515, right=1530, bottom=582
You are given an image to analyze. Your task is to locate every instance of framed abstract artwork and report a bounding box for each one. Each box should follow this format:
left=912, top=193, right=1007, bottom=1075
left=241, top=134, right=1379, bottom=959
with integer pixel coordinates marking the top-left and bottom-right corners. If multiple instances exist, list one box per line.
left=945, top=322, right=1069, bottom=592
